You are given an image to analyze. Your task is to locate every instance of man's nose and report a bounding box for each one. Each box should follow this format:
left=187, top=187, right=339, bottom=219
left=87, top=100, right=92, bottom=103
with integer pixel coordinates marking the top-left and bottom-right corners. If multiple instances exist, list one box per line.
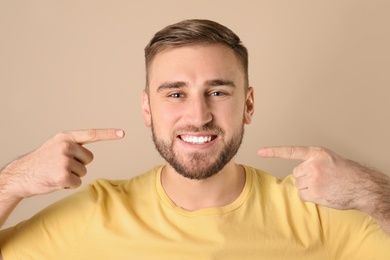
left=184, top=96, right=213, bottom=127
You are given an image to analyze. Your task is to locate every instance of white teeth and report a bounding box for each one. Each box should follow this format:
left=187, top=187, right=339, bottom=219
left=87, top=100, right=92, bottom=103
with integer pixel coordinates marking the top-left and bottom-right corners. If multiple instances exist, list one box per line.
left=182, top=136, right=212, bottom=144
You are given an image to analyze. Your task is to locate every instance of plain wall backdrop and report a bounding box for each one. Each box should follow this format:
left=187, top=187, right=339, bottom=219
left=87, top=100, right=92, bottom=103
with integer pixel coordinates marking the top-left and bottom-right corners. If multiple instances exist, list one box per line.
left=1, top=0, right=389, bottom=228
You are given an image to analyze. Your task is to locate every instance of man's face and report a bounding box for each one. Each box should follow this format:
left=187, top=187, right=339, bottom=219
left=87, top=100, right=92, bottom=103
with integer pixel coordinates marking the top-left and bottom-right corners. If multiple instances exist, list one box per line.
left=142, top=44, right=254, bottom=180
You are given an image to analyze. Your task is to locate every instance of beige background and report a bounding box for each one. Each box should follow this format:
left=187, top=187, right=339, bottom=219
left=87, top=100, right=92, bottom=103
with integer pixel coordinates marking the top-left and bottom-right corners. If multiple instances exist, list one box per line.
left=1, top=0, right=389, bottom=228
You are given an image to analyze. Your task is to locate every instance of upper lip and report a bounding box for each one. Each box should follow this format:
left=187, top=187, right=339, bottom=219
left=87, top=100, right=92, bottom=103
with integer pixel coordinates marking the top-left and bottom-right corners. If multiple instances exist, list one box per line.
left=177, top=131, right=218, bottom=137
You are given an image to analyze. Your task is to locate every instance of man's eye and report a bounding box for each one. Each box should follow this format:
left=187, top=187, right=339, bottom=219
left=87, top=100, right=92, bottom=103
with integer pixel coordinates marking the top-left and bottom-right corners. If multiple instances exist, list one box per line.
left=169, top=93, right=183, bottom=98
left=210, top=91, right=226, bottom=96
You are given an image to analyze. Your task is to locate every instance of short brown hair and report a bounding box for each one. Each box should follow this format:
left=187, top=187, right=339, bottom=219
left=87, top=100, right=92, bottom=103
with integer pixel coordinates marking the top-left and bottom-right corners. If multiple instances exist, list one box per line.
left=144, top=19, right=249, bottom=91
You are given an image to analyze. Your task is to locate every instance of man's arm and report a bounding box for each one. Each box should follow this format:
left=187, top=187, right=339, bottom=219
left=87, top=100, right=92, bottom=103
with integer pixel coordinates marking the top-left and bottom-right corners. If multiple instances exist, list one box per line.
left=258, top=146, right=390, bottom=235
left=0, top=129, right=124, bottom=229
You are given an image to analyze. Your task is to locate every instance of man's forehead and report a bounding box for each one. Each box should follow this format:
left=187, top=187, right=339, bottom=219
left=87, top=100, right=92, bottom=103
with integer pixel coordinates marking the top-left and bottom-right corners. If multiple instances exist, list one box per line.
left=151, top=43, right=234, bottom=61
left=148, top=44, right=245, bottom=89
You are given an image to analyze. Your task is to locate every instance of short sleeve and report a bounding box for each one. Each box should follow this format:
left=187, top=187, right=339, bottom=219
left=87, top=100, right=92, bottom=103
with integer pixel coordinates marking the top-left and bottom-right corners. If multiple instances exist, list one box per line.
left=319, top=206, right=390, bottom=259
left=0, top=185, right=98, bottom=260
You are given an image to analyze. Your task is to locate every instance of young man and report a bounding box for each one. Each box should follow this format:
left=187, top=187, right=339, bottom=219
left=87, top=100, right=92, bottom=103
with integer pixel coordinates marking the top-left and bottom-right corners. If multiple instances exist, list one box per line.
left=0, top=19, right=389, bottom=259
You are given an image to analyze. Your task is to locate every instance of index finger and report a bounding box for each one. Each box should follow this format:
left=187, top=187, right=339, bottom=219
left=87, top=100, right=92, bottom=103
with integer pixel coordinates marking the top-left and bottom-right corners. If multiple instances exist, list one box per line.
left=69, top=129, right=125, bottom=144
left=257, top=146, right=313, bottom=161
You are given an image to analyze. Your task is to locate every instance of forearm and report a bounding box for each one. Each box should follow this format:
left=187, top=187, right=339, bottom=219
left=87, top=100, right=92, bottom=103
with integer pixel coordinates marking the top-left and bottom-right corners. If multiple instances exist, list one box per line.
left=366, top=185, right=390, bottom=235
left=0, top=197, right=22, bottom=229
left=0, top=166, right=23, bottom=229
left=357, top=166, right=390, bottom=235
left=373, top=212, right=390, bottom=236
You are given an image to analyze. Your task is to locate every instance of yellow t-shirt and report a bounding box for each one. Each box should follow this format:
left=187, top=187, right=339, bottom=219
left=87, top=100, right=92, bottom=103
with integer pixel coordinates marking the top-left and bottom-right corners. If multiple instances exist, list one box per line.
left=1, top=165, right=389, bottom=259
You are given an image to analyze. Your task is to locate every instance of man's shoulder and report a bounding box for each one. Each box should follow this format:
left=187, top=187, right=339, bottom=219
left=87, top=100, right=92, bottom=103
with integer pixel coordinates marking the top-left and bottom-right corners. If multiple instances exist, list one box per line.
left=241, top=164, right=307, bottom=208
left=85, top=165, right=163, bottom=196
left=241, top=164, right=295, bottom=188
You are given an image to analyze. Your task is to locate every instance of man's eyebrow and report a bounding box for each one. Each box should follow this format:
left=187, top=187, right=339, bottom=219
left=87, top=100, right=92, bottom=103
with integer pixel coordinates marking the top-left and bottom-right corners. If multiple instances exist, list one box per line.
left=156, top=79, right=235, bottom=93
left=205, top=79, right=236, bottom=88
left=157, top=81, right=188, bottom=93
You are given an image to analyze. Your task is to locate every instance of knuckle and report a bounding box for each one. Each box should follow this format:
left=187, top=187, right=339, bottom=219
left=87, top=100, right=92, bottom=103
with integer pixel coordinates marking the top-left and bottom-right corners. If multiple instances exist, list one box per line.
left=59, top=155, right=71, bottom=168
left=310, top=163, right=321, bottom=173
left=292, top=167, right=299, bottom=176
left=75, top=165, right=87, bottom=177
left=57, top=172, right=82, bottom=189
left=80, top=166, right=88, bottom=177
left=265, top=148, right=275, bottom=157
left=86, top=153, right=94, bottom=165
left=52, top=172, right=69, bottom=187
left=287, top=147, right=294, bottom=159
left=55, top=131, right=72, bottom=141
left=87, top=129, right=97, bottom=141
left=309, top=172, right=320, bottom=182
left=85, top=149, right=94, bottom=163
left=70, top=176, right=82, bottom=188
left=315, top=146, right=331, bottom=158
left=314, top=146, right=326, bottom=152
left=58, top=141, right=73, bottom=154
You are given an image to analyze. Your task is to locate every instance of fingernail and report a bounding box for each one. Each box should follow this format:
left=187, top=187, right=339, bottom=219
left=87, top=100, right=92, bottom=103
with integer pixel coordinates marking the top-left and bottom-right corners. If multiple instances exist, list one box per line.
left=116, top=130, right=124, bottom=138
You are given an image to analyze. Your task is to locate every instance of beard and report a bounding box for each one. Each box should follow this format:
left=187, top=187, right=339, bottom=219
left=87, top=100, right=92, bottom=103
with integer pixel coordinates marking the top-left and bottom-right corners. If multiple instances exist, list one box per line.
left=151, top=121, right=245, bottom=180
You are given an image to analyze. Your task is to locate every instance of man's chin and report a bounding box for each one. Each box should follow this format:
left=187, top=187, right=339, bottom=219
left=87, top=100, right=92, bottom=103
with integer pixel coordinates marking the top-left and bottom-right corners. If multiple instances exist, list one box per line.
left=175, top=169, right=220, bottom=180
left=169, top=158, right=226, bottom=180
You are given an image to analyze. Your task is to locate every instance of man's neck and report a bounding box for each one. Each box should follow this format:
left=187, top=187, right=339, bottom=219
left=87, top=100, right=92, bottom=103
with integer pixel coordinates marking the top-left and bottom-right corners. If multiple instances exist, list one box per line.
left=160, top=162, right=246, bottom=211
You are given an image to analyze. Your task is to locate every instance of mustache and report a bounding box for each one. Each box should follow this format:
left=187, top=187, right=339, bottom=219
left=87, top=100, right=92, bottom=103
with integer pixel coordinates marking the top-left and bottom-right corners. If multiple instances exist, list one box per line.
left=175, top=123, right=224, bottom=135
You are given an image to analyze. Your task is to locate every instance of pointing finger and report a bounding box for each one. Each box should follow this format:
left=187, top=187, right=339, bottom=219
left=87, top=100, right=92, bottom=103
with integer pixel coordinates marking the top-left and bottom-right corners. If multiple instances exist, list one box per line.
left=68, top=129, right=125, bottom=145
left=257, top=146, right=314, bottom=161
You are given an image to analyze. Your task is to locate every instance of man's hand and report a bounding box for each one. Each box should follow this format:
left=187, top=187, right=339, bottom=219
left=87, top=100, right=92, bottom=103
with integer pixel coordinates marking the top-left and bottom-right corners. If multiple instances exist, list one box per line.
left=257, top=146, right=390, bottom=217
left=0, top=129, right=125, bottom=199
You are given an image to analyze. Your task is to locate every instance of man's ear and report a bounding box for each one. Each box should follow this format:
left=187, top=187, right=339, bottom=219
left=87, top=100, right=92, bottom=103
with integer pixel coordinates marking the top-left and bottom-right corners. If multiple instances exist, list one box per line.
left=142, top=90, right=152, bottom=127
left=244, top=87, right=254, bottom=124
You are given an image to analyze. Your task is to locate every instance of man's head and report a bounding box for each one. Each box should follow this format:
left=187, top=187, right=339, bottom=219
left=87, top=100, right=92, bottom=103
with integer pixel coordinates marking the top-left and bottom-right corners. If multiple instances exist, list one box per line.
left=144, top=19, right=249, bottom=93
left=142, top=19, right=254, bottom=180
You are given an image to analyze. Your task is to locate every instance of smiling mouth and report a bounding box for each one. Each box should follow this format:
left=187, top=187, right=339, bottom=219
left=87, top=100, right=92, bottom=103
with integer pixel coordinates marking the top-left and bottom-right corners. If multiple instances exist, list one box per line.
left=179, top=135, right=216, bottom=144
